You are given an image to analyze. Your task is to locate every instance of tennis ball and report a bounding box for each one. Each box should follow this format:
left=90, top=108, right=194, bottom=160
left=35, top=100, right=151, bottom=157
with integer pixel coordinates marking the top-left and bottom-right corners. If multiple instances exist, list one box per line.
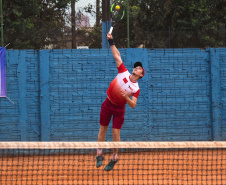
left=115, top=5, right=120, bottom=10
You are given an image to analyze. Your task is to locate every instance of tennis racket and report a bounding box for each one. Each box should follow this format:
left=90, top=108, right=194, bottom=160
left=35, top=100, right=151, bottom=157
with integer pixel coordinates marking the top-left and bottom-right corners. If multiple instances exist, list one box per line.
left=109, top=2, right=125, bottom=34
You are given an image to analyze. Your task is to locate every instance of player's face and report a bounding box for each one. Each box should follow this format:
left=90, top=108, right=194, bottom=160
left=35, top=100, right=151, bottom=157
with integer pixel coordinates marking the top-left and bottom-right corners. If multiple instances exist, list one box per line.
left=132, top=66, right=143, bottom=77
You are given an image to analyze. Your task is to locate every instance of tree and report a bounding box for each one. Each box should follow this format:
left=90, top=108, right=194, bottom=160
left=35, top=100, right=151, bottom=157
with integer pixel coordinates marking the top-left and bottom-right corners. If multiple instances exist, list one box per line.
left=71, top=0, right=77, bottom=48
left=75, top=1, right=102, bottom=48
left=111, top=0, right=226, bottom=48
left=3, top=0, right=70, bottom=49
left=4, top=0, right=225, bottom=49
left=166, top=0, right=226, bottom=47
left=96, top=0, right=100, bottom=27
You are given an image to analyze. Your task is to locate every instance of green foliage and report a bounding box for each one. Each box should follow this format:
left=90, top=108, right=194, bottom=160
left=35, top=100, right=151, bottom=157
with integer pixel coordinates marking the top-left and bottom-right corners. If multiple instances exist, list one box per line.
left=112, top=0, right=226, bottom=48
left=3, top=0, right=71, bottom=49
left=84, top=3, right=95, bottom=16
left=3, top=0, right=226, bottom=48
left=80, top=26, right=102, bottom=48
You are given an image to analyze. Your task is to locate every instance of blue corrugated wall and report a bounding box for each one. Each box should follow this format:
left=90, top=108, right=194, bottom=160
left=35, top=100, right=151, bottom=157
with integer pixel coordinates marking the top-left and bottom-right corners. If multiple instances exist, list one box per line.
left=220, top=48, right=226, bottom=140
left=0, top=48, right=225, bottom=141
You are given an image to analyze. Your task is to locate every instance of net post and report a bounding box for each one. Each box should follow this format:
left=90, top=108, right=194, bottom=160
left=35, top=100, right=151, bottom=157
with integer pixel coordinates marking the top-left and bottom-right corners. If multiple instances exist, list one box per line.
left=210, top=48, right=222, bottom=141
left=224, top=24, right=226, bottom=47
left=106, top=0, right=111, bottom=49
left=106, top=20, right=111, bottom=49
left=39, top=50, right=50, bottom=141
left=169, top=26, right=171, bottom=48
left=102, top=23, right=107, bottom=49
left=127, top=0, right=130, bottom=48
left=18, top=50, right=28, bottom=141
left=102, top=0, right=111, bottom=49
left=102, top=0, right=107, bottom=49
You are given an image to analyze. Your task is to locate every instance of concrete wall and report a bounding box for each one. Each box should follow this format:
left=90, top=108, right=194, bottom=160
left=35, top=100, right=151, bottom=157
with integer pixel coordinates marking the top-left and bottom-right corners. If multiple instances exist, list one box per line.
left=0, top=48, right=225, bottom=141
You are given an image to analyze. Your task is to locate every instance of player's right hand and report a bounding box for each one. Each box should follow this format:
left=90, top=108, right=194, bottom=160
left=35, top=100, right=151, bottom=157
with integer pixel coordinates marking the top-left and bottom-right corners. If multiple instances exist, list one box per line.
left=107, top=33, right=113, bottom=40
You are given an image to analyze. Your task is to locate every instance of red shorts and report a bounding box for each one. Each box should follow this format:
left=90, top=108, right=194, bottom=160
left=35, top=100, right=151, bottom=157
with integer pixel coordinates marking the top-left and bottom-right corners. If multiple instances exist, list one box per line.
left=100, top=98, right=125, bottom=129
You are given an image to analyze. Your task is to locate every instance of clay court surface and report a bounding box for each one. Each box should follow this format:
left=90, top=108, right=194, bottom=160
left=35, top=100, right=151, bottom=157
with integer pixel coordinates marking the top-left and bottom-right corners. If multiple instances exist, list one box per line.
left=0, top=149, right=225, bottom=185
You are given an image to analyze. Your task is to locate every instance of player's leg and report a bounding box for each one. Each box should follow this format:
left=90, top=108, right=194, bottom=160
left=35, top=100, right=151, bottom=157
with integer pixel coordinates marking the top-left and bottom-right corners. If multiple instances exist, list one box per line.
left=98, top=125, right=108, bottom=142
left=104, top=129, right=121, bottom=171
left=112, top=128, right=121, bottom=159
left=96, top=125, right=108, bottom=168
left=97, top=125, right=108, bottom=156
left=96, top=98, right=112, bottom=168
left=104, top=108, right=124, bottom=171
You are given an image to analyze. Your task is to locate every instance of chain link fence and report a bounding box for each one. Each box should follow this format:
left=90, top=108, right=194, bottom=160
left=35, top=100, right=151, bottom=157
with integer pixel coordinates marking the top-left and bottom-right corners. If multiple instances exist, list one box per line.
left=57, top=0, right=102, bottom=49
left=3, top=0, right=225, bottom=49
left=54, top=0, right=226, bottom=49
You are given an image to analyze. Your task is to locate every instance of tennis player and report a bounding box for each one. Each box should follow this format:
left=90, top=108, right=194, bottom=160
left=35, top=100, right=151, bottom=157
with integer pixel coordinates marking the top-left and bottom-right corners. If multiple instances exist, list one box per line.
left=96, top=33, right=145, bottom=171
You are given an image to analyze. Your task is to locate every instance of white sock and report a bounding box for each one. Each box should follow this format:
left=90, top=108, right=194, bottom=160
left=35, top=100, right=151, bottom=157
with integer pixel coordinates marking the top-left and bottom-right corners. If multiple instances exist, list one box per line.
left=112, top=153, right=118, bottom=161
left=97, top=149, right=102, bottom=156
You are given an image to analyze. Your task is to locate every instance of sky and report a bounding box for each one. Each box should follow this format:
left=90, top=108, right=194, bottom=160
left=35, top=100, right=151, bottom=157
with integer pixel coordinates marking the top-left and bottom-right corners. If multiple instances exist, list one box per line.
left=75, top=0, right=97, bottom=26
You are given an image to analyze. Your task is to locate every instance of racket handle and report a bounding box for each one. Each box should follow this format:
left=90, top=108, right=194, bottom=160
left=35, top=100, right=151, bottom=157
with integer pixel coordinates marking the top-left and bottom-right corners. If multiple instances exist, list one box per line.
left=109, top=27, right=113, bottom=34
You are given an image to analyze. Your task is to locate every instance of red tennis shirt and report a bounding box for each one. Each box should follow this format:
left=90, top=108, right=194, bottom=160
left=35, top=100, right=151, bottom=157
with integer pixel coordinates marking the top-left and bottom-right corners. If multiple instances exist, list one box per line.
left=107, top=63, right=140, bottom=107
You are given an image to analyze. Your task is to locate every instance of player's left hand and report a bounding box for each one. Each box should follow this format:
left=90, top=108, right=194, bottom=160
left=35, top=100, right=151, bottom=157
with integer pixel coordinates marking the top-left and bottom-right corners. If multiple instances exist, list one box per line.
left=121, top=90, right=129, bottom=99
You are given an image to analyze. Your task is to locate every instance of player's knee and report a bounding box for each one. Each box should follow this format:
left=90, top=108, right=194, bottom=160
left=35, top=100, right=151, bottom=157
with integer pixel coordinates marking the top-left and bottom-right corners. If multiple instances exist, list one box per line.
left=112, top=129, right=120, bottom=138
left=99, top=126, right=107, bottom=135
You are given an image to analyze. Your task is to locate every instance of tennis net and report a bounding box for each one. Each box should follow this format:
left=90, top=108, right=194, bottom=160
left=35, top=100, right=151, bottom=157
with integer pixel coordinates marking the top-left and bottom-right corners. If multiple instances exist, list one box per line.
left=0, top=141, right=226, bottom=185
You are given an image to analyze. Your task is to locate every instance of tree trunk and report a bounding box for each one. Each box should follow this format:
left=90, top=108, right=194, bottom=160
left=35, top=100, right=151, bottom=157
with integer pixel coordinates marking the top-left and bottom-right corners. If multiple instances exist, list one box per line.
left=96, top=0, right=100, bottom=27
left=71, top=0, right=76, bottom=48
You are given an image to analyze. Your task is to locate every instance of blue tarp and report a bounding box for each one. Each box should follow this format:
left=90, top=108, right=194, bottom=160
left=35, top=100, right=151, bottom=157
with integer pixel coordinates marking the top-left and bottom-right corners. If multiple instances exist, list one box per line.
left=0, top=47, right=6, bottom=97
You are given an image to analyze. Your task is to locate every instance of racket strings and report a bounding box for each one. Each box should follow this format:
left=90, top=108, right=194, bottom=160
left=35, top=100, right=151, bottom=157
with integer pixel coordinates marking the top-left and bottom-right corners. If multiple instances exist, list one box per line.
left=111, top=4, right=125, bottom=22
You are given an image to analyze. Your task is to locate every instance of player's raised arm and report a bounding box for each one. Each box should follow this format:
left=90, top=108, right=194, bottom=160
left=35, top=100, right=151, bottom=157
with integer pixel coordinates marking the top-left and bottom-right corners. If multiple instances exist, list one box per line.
left=107, top=33, right=122, bottom=68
